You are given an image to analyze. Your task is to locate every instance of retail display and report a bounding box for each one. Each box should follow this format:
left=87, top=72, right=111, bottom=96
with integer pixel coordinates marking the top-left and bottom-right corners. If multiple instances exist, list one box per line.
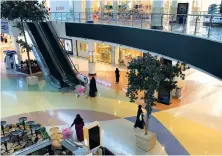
left=96, top=43, right=112, bottom=63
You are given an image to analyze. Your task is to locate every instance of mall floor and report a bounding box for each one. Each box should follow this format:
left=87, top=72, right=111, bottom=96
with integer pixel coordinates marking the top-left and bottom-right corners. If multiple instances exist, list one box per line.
left=1, top=43, right=222, bottom=155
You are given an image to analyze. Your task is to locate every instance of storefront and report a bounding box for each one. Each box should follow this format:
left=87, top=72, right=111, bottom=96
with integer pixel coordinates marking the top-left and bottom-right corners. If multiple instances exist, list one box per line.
left=118, top=47, right=143, bottom=66
left=95, top=43, right=112, bottom=64
left=59, top=38, right=73, bottom=55
left=77, top=40, right=88, bottom=58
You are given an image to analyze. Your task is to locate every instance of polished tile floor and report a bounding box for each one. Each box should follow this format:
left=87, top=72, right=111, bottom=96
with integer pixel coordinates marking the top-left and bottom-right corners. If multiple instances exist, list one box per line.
left=1, top=44, right=222, bottom=155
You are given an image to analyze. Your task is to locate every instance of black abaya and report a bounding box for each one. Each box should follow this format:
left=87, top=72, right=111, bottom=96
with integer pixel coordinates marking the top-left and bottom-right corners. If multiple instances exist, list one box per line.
left=89, top=78, right=97, bottom=97
left=115, top=69, right=120, bottom=83
left=134, top=109, right=145, bottom=129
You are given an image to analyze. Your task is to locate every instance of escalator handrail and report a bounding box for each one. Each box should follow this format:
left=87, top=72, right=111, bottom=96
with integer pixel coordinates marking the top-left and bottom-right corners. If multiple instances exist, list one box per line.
left=24, top=22, right=61, bottom=88
left=46, top=20, right=88, bottom=85
left=34, top=22, right=68, bottom=84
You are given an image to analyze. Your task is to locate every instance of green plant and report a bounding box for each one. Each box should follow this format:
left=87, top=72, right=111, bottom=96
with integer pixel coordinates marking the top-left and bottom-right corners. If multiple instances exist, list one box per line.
left=126, top=53, right=188, bottom=135
left=1, top=0, right=48, bottom=75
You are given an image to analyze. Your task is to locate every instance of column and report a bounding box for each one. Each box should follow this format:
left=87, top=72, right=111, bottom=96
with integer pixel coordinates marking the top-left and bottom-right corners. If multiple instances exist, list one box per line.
left=72, top=38, right=77, bottom=56
left=113, top=0, right=118, bottom=20
left=151, top=0, right=164, bottom=29
left=88, top=41, right=96, bottom=75
left=111, top=46, right=116, bottom=65
left=170, top=0, right=178, bottom=22
left=86, top=0, right=93, bottom=23
left=100, top=0, right=104, bottom=20
left=114, top=47, right=120, bottom=65
left=192, top=0, right=201, bottom=14
left=73, top=0, right=83, bottom=22
left=9, top=22, right=22, bottom=61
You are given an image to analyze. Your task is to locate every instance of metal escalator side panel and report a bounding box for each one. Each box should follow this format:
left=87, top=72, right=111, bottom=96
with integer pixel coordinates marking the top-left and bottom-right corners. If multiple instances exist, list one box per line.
left=33, top=22, right=67, bottom=84
left=39, top=22, right=79, bottom=85
left=24, top=22, right=60, bottom=88
left=46, top=21, right=89, bottom=85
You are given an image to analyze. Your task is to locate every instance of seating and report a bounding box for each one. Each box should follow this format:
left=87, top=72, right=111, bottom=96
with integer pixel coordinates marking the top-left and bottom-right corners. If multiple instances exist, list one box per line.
left=11, top=130, right=23, bottom=147
left=18, top=117, right=27, bottom=130
left=1, top=121, right=6, bottom=136
left=1, top=135, right=14, bottom=154
left=26, top=121, right=35, bottom=135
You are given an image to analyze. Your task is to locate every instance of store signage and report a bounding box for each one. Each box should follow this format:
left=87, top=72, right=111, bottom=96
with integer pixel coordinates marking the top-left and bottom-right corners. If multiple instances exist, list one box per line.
left=1, top=21, right=9, bottom=34
left=50, top=0, right=70, bottom=12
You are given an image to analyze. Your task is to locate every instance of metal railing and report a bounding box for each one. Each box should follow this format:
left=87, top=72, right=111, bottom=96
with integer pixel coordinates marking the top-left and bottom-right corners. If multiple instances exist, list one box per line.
left=49, top=12, right=222, bottom=42
left=23, top=22, right=61, bottom=88
left=35, top=22, right=68, bottom=86
left=46, top=20, right=88, bottom=85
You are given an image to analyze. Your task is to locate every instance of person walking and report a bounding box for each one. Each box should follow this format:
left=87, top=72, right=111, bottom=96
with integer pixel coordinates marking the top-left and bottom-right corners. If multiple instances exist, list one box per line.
left=71, top=114, right=85, bottom=142
left=89, top=77, right=98, bottom=97
left=115, top=68, right=120, bottom=84
left=134, top=105, right=145, bottom=129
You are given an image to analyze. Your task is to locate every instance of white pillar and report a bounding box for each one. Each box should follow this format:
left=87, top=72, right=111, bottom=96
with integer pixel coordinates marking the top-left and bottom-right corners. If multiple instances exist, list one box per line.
left=88, top=41, right=96, bottom=75
left=114, top=47, right=119, bottom=65
left=73, top=1, right=83, bottom=22
left=86, top=0, right=93, bottom=23
left=151, top=0, right=164, bottom=29
left=9, top=22, right=22, bottom=61
left=170, top=0, right=178, bottom=22
left=72, top=38, right=77, bottom=56
left=111, top=46, right=115, bottom=65
left=100, top=0, right=104, bottom=19
left=113, top=0, right=118, bottom=20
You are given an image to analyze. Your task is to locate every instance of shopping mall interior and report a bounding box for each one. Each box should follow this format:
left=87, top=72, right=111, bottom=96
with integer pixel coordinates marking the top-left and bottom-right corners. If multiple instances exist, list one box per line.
left=1, top=0, right=222, bottom=155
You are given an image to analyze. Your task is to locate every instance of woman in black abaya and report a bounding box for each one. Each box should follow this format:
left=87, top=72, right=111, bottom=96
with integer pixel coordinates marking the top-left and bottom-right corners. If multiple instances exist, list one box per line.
left=134, top=105, right=145, bottom=129
left=89, top=77, right=98, bottom=97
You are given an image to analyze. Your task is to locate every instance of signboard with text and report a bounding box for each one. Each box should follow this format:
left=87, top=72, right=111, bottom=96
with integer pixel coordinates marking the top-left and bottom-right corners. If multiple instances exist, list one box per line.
left=50, top=0, right=70, bottom=12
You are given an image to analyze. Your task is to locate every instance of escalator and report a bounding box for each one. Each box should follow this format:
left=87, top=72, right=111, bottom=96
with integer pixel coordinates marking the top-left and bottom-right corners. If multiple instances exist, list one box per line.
left=38, top=22, right=80, bottom=86
left=26, top=23, right=64, bottom=86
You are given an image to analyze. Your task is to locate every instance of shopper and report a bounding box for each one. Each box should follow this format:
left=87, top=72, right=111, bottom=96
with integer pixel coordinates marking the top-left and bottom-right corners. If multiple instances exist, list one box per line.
left=89, top=77, right=98, bottom=97
left=115, top=68, right=120, bottom=84
left=71, top=114, right=84, bottom=142
left=134, top=105, right=145, bottom=129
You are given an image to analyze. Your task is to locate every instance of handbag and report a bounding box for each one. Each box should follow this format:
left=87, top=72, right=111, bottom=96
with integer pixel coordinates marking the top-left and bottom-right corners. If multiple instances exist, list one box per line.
left=139, top=114, right=143, bottom=121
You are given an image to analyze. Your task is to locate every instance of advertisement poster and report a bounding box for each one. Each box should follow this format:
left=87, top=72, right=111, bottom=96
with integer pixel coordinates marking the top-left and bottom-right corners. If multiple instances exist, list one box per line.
left=60, top=38, right=73, bottom=54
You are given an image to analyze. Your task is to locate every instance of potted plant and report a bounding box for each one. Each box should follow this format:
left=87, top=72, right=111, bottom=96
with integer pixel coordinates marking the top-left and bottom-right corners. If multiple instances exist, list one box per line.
left=1, top=1, right=48, bottom=85
left=126, top=53, right=188, bottom=151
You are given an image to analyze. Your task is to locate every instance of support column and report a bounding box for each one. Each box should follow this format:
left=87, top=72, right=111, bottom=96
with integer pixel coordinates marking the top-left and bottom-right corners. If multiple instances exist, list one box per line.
left=100, top=0, right=104, bottom=20
left=9, top=22, right=22, bottom=61
left=72, top=38, right=77, bottom=56
left=113, top=0, right=118, bottom=20
left=111, top=46, right=116, bottom=65
left=88, top=41, right=96, bottom=76
left=170, top=0, right=178, bottom=22
left=151, top=0, right=164, bottom=29
left=86, top=0, right=93, bottom=23
left=114, top=46, right=119, bottom=65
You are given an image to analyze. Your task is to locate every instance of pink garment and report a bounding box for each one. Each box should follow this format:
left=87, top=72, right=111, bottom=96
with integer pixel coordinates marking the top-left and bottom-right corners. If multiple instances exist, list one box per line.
left=76, top=86, right=85, bottom=95
left=62, top=128, right=72, bottom=139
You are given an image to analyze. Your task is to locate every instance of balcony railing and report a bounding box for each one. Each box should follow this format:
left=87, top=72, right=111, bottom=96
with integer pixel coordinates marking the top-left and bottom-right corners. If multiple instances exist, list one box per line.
left=49, top=12, right=222, bottom=42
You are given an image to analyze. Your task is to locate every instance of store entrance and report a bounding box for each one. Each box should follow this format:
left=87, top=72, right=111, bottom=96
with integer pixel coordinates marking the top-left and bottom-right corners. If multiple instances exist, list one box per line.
left=118, top=48, right=143, bottom=66
left=95, top=43, right=112, bottom=64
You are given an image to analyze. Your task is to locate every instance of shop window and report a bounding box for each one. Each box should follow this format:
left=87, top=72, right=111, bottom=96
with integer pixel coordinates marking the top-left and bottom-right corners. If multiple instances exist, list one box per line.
left=95, top=43, right=112, bottom=64
left=119, top=48, right=143, bottom=66
left=79, top=41, right=88, bottom=51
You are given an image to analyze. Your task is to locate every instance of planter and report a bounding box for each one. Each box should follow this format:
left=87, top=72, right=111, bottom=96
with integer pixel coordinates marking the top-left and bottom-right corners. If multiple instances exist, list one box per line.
left=26, top=76, right=38, bottom=86
left=172, top=87, right=182, bottom=99
left=135, top=131, right=156, bottom=152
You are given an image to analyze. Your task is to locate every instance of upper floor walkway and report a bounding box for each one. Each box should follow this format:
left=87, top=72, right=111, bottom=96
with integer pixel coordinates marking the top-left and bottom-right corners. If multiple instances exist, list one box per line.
left=50, top=12, right=222, bottom=42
